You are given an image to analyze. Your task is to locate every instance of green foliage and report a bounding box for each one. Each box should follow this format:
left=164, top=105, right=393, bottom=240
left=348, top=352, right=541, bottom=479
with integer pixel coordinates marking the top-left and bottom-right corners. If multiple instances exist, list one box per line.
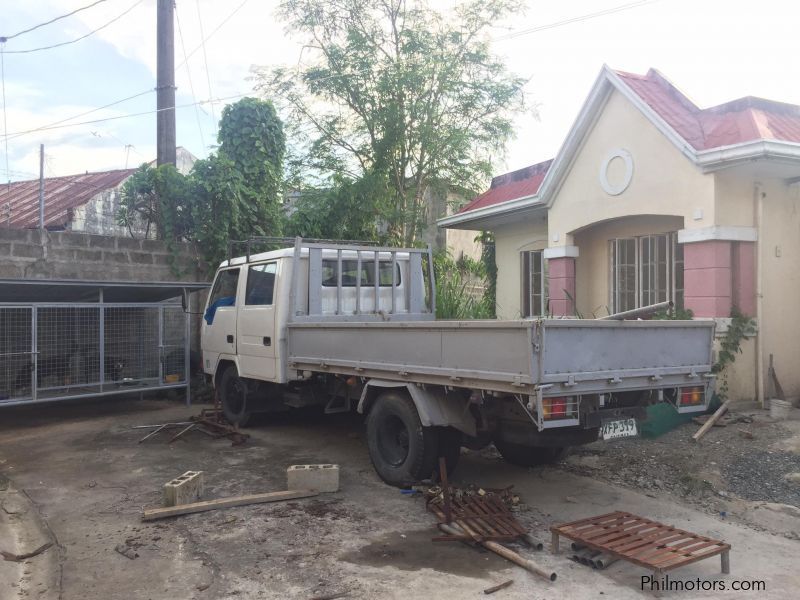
left=433, top=251, right=493, bottom=319
left=285, top=173, right=388, bottom=241
left=652, top=306, right=695, bottom=320
left=257, top=0, right=529, bottom=245
left=712, top=309, right=757, bottom=400
left=115, top=97, right=286, bottom=270
left=477, top=232, right=497, bottom=316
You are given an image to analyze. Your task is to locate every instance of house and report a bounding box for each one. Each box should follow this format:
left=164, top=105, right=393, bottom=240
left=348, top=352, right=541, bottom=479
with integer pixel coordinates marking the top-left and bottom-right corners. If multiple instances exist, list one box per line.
left=439, top=66, right=800, bottom=404
left=0, top=147, right=196, bottom=237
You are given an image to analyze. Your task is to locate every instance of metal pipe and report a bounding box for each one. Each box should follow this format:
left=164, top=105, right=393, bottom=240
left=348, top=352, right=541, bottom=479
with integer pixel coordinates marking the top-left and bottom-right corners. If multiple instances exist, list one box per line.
left=599, top=300, right=673, bottom=320
left=438, top=523, right=556, bottom=581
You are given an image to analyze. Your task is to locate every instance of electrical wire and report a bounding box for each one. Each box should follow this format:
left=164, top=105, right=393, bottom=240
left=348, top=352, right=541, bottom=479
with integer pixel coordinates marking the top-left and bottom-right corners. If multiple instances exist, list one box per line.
left=1, top=0, right=109, bottom=42
left=176, top=0, right=249, bottom=70
left=492, top=0, right=661, bottom=41
left=3, top=0, right=144, bottom=54
left=4, top=92, right=249, bottom=138
left=6, top=88, right=155, bottom=142
left=195, top=0, right=217, bottom=129
left=175, top=3, right=206, bottom=150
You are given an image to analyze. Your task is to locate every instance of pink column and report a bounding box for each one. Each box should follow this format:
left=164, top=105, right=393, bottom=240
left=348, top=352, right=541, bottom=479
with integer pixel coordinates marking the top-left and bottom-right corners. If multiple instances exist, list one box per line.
left=548, top=257, right=576, bottom=317
left=683, top=240, right=732, bottom=318
left=732, top=242, right=756, bottom=317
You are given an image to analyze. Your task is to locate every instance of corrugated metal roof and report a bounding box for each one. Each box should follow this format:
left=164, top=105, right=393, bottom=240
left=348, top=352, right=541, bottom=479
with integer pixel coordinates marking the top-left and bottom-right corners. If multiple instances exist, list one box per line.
left=616, top=68, right=800, bottom=150
left=0, top=169, right=136, bottom=229
left=456, top=160, right=552, bottom=214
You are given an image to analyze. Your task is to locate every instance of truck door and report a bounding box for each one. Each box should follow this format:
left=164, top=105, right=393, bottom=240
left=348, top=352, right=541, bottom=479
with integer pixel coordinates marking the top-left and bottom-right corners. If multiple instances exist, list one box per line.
left=201, top=267, right=240, bottom=373
left=236, top=261, right=278, bottom=381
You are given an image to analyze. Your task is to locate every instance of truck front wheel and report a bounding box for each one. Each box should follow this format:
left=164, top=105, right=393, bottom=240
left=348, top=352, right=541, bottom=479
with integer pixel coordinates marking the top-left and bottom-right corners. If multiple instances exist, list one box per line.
left=219, top=367, right=252, bottom=428
left=366, top=392, right=439, bottom=487
left=494, top=440, right=569, bottom=467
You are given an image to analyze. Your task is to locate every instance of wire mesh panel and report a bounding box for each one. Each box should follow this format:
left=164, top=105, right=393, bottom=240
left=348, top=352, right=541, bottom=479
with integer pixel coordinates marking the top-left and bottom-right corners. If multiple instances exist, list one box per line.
left=104, top=307, right=161, bottom=386
left=162, top=305, right=187, bottom=384
left=36, top=306, right=101, bottom=399
left=0, top=307, right=34, bottom=403
left=0, top=302, right=189, bottom=406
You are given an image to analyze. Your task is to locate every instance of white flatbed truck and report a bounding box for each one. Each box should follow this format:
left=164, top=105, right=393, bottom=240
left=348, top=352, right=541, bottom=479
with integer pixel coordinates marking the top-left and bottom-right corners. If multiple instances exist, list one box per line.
left=201, top=238, right=715, bottom=486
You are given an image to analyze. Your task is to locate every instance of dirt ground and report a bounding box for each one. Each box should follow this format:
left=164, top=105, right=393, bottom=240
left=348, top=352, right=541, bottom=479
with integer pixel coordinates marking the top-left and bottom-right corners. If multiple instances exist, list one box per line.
left=2, top=396, right=800, bottom=600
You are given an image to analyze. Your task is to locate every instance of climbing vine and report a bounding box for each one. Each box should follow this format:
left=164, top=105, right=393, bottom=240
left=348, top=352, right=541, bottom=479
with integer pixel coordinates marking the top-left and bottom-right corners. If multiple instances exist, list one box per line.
left=712, top=309, right=757, bottom=400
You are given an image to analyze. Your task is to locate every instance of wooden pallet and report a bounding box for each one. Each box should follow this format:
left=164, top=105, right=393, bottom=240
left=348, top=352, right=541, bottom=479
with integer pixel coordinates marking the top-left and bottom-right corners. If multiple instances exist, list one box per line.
left=551, top=511, right=730, bottom=575
left=428, top=493, right=527, bottom=542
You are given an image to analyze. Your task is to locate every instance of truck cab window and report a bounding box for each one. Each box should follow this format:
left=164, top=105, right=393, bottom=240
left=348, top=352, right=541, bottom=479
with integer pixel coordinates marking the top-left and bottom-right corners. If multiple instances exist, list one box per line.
left=204, top=268, right=240, bottom=324
left=246, top=263, right=277, bottom=305
left=321, top=260, right=401, bottom=287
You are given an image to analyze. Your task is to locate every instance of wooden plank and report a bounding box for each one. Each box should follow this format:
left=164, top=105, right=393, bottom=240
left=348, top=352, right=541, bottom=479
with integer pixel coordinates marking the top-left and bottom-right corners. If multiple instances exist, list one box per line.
left=692, top=400, right=730, bottom=441
left=564, top=513, right=635, bottom=534
left=654, top=545, right=729, bottom=571
left=142, top=489, right=318, bottom=521
left=593, top=523, right=665, bottom=546
left=551, top=511, right=622, bottom=530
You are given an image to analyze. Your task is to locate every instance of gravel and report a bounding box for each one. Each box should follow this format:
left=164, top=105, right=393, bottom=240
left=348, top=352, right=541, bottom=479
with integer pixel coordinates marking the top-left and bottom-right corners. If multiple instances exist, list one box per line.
left=557, top=410, right=800, bottom=508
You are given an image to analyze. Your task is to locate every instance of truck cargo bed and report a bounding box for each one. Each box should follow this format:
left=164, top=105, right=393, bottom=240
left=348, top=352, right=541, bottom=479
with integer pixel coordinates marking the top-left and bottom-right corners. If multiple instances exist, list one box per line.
left=287, top=318, right=715, bottom=396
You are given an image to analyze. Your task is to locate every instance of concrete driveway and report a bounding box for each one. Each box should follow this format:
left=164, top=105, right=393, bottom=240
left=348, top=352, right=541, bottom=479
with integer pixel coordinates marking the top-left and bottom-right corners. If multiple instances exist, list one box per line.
left=1, top=397, right=798, bottom=599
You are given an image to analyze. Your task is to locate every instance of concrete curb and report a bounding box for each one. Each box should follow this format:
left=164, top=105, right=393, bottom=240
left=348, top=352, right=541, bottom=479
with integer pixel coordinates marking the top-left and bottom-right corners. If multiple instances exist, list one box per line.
left=0, top=474, right=61, bottom=600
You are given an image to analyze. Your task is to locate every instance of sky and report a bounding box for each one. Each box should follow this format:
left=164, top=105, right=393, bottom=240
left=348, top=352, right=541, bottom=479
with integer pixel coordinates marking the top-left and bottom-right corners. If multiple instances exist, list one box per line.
left=1, top=0, right=799, bottom=186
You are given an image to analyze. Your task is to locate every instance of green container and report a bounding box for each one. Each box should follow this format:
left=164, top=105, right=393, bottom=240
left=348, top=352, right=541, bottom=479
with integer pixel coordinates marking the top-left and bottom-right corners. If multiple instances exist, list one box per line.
left=639, top=402, right=694, bottom=438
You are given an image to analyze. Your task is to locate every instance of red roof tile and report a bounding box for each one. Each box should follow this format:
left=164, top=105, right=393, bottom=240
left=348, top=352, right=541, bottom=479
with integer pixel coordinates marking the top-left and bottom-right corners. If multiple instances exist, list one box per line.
left=616, top=68, right=800, bottom=150
left=457, top=159, right=552, bottom=214
left=0, top=169, right=136, bottom=229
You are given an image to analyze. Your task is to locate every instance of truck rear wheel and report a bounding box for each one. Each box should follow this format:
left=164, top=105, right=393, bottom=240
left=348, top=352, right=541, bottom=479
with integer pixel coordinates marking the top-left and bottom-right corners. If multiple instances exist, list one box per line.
left=494, top=440, right=569, bottom=467
left=366, top=391, right=439, bottom=487
left=219, top=367, right=252, bottom=428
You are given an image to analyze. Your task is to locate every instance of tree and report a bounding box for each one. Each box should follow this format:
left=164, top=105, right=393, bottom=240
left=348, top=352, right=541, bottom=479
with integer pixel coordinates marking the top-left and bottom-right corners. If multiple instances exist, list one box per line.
left=256, top=0, right=529, bottom=245
left=285, top=173, right=388, bottom=240
left=116, top=97, right=286, bottom=269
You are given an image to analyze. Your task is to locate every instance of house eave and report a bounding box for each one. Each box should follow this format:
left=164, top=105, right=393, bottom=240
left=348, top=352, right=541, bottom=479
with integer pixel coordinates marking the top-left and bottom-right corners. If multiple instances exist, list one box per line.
left=437, top=194, right=544, bottom=230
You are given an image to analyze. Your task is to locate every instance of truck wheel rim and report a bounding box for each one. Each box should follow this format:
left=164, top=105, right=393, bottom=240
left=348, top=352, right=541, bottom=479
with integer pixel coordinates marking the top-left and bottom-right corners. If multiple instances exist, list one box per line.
left=378, top=415, right=409, bottom=467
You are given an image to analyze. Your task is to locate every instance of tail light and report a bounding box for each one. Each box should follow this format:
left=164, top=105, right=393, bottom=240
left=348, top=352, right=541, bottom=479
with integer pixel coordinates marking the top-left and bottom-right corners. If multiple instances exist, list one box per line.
left=542, top=396, right=574, bottom=420
left=679, top=386, right=704, bottom=406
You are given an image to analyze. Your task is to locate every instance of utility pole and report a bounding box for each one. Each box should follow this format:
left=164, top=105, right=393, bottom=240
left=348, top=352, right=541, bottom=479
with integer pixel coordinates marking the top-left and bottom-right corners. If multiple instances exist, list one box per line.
left=38, top=144, right=44, bottom=229
left=156, top=0, right=176, bottom=166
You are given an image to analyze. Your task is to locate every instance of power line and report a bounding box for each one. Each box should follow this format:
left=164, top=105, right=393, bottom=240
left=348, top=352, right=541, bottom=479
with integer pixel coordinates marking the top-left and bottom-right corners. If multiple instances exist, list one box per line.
left=175, top=3, right=206, bottom=150
left=4, top=92, right=249, bottom=138
left=493, top=0, right=661, bottom=41
left=1, top=0, right=110, bottom=42
left=6, top=88, right=155, bottom=142
left=3, top=0, right=144, bottom=54
left=176, top=0, right=249, bottom=71
left=195, top=0, right=217, bottom=130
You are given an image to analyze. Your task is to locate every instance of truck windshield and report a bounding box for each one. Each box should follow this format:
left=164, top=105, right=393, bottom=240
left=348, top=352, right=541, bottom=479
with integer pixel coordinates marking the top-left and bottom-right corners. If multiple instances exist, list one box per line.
left=321, top=260, right=400, bottom=287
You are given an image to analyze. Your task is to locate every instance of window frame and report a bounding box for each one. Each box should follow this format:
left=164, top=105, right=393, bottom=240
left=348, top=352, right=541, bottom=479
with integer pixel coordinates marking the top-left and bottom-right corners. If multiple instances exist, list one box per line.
left=320, top=259, right=402, bottom=288
left=609, top=232, right=682, bottom=313
left=208, top=267, right=241, bottom=306
left=245, top=262, right=278, bottom=306
left=521, top=250, right=548, bottom=317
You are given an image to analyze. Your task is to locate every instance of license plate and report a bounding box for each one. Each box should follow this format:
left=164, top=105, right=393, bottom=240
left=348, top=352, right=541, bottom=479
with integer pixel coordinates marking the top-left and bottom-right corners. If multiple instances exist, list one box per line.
left=600, top=418, right=638, bottom=440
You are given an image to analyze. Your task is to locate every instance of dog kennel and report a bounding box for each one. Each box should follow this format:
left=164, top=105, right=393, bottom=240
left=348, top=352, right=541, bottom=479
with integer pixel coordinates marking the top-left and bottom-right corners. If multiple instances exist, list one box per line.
left=0, top=279, right=208, bottom=407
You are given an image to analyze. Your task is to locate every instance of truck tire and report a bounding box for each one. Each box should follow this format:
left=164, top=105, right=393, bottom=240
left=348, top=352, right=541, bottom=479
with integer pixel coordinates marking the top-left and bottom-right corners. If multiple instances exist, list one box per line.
left=366, top=391, right=439, bottom=487
left=494, top=440, right=569, bottom=467
left=219, top=367, right=252, bottom=428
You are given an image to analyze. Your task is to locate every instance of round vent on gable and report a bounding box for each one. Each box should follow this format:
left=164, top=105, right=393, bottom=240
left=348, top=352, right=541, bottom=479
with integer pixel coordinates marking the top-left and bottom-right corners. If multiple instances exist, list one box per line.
left=599, top=148, right=634, bottom=196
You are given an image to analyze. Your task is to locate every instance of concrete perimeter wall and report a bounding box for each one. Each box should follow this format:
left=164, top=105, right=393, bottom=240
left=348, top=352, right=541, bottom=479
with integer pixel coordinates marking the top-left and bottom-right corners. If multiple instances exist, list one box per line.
left=0, top=228, right=206, bottom=282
